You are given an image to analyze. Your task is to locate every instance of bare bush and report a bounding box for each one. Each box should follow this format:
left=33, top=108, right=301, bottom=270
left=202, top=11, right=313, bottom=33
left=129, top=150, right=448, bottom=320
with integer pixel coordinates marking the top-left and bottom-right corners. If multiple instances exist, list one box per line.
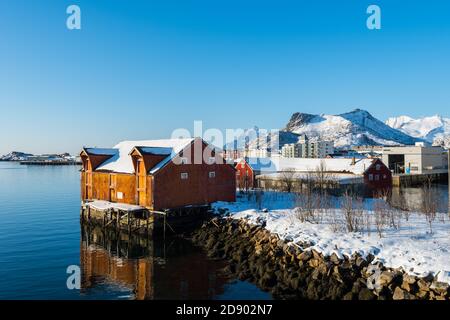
left=280, top=168, right=296, bottom=193
left=421, top=179, right=438, bottom=234
left=341, top=191, right=364, bottom=232
left=329, top=209, right=342, bottom=233
left=295, top=191, right=319, bottom=223
left=314, top=161, right=337, bottom=194
left=363, top=209, right=372, bottom=236
left=373, top=199, right=389, bottom=238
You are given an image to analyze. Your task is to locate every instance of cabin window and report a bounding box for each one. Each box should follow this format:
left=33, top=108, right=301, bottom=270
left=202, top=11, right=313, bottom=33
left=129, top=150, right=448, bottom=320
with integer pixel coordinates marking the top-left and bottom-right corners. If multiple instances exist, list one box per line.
left=181, top=172, right=188, bottom=180
left=368, top=174, right=373, bottom=181
left=209, top=171, right=216, bottom=178
left=116, top=192, right=123, bottom=200
left=208, top=157, right=216, bottom=164
left=376, top=164, right=381, bottom=171
left=375, top=175, right=380, bottom=181
left=383, top=175, right=387, bottom=179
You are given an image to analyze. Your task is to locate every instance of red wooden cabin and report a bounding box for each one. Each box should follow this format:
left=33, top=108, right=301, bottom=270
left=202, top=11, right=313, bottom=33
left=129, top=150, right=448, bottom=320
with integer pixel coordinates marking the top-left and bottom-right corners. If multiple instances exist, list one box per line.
left=235, top=159, right=256, bottom=190
left=80, top=138, right=236, bottom=211
left=363, top=158, right=393, bottom=189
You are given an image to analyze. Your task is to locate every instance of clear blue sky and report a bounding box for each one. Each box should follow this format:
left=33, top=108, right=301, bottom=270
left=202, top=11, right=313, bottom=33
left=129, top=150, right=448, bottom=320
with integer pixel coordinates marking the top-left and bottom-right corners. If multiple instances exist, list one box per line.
left=1, top=0, right=449, bottom=154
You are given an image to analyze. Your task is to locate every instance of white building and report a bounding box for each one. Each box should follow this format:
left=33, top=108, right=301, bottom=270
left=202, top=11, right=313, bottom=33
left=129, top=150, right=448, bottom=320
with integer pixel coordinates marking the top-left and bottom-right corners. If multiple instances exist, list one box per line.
left=245, top=148, right=271, bottom=158
left=381, top=143, right=448, bottom=174
left=281, top=135, right=334, bottom=158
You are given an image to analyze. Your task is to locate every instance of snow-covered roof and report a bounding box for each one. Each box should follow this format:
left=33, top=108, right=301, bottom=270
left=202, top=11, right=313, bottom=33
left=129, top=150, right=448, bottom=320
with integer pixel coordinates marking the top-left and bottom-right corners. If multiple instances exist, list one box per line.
left=83, top=148, right=119, bottom=156
left=243, top=157, right=376, bottom=175
left=135, top=146, right=173, bottom=156
left=95, top=138, right=195, bottom=174
left=256, top=172, right=364, bottom=185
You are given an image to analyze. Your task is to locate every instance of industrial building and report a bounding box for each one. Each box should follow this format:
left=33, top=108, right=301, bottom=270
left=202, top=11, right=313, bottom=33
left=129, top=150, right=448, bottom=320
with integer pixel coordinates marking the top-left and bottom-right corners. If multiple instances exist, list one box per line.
left=381, top=143, right=448, bottom=175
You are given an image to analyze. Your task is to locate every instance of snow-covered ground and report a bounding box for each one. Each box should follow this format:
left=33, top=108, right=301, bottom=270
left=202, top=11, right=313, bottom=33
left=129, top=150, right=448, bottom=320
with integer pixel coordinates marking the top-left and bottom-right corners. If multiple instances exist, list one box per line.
left=213, top=192, right=450, bottom=284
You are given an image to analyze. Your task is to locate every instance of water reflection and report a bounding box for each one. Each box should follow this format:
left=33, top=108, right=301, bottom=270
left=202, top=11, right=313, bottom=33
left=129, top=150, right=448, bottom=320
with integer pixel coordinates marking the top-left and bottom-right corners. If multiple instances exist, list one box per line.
left=80, top=225, right=235, bottom=300
left=389, top=184, right=449, bottom=213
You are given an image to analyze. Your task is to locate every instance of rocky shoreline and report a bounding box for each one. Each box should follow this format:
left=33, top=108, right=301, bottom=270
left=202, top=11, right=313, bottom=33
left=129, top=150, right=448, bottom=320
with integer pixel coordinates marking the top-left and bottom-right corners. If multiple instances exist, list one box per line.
left=191, top=216, right=450, bottom=300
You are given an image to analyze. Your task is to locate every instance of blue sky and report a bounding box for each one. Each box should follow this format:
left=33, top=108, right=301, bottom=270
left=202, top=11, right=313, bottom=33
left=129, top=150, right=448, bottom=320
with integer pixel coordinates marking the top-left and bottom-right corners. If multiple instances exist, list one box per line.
left=1, top=0, right=449, bottom=154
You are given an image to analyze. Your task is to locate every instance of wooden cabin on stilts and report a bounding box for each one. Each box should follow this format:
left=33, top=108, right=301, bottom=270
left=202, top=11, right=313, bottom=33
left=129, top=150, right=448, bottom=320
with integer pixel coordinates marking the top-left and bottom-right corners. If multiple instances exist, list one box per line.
left=80, top=138, right=236, bottom=236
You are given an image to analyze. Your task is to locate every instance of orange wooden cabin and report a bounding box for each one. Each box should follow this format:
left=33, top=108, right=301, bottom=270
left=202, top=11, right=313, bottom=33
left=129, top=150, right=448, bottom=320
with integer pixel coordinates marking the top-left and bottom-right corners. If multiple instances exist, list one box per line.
left=80, top=138, right=236, bottom=211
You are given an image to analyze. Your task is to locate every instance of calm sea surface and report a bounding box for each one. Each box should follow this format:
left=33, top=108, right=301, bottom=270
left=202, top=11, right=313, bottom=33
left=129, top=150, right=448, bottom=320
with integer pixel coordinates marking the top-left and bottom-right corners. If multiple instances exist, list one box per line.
left=0, top=162, right=271, bottom=300
left=1, top=161, right=448, bottom=299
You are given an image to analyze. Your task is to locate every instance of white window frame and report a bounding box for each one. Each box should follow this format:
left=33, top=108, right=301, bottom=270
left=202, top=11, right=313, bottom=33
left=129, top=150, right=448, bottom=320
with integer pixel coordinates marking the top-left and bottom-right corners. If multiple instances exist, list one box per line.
left=180, top=172, right=188, bottom=180
left=209, top=171, right=216, bottom=178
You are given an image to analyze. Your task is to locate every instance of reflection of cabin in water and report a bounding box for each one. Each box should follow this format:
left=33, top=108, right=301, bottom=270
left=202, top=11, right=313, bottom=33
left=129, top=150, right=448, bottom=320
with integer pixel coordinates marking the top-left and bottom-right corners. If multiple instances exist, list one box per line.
left=80, top=225, right=229, bottom=299
left=80, top=138, right=236, bottom=211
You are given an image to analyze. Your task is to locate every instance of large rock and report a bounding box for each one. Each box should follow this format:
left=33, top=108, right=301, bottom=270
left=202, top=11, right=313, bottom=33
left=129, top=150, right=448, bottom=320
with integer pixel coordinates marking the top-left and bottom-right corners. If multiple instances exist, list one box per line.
left=393, top=287, right=416, bottom=300
left=430, top=281, right=449, bottom=295
left=330, top=253, right=341, bottom=265
left=358, top=288, right=376, bottom=300
left=298, top=250, right=312, bottom=262
left=378, top=271, right=396, bottom=286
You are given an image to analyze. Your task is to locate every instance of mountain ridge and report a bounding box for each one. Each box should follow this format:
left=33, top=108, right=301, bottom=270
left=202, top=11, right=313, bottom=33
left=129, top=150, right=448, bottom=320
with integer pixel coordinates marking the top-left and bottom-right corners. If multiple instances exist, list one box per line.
left=385, top=115, right=450, bottom=148
left=281, top=109, right=420, bottom=149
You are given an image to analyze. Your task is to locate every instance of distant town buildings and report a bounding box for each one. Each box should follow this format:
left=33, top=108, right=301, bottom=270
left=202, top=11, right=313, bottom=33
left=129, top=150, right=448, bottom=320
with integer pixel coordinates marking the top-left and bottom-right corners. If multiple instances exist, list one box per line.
left=281, top=135, right=334, bottom=158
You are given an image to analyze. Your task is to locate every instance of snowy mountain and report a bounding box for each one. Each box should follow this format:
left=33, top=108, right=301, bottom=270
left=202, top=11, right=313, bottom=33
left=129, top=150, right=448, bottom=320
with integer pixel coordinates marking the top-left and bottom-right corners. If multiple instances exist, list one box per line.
left=282, top=109, right=419, bottom=149
left=385, top=115, right=450, bottom=148
left=0, top=151, right=33, bottom=161
left=241, top=109, right=420, bottom=151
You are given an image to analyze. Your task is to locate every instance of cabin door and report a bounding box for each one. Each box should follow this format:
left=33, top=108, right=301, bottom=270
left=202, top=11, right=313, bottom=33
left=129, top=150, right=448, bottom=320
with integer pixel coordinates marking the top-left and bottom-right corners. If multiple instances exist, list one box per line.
left=136, top=159, right=146, bottom=206
left=109, top=174, right=117, bottom=202
left=85, top=159, right=93, bottom=200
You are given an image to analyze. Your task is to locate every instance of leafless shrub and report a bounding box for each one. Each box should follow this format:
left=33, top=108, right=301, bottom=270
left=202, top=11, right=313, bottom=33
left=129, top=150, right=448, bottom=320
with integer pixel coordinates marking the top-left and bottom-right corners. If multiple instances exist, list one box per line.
left=329, top=209, right=343, bottom=233
left=280, top=168, right=296, bottom=193
left=314, top=161, right=337, bottom=194
left=363, top=209, right=372, bottom=236
left=373, top=198, right=389, bottom=238
left=421, top=179, right=438, bottom=234
left=295, top=191, right=319, bottom=223
left=341, top=191, right=364, bottom=232
left=403, top=208, right=411, bottom=222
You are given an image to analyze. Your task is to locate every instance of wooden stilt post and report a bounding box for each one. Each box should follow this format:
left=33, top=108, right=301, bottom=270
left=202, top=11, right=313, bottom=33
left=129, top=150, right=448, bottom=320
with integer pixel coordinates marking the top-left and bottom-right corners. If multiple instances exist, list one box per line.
left=128, top=211, right=131, bottom=234
left=164, top=212, right=166, bottom=241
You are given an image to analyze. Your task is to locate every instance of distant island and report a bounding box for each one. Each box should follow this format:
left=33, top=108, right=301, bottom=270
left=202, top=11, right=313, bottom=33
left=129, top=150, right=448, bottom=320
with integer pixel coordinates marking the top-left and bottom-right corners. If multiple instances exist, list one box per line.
left=0, top=151, right=81, bottom=165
